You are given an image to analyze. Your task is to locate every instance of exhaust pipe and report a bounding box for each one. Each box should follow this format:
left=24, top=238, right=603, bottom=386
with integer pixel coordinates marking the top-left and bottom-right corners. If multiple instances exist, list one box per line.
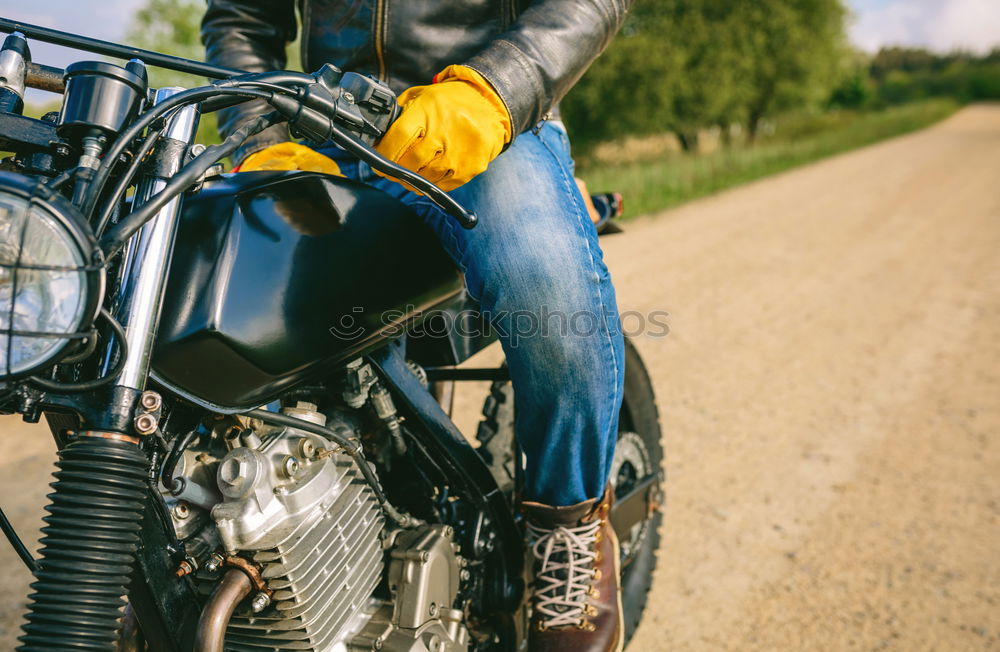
left=193, top=569, right=253, bottom=652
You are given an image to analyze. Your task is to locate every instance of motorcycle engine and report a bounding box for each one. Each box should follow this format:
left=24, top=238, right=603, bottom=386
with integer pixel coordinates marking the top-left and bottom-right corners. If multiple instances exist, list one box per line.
left=165, top=400, right=469, bottom=652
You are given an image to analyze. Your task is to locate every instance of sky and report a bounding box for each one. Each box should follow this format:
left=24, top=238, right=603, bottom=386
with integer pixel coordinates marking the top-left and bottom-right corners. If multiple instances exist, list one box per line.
left=3, top=0, right=1000, bottom=74
left=849, top=0, right=1000, bottom=54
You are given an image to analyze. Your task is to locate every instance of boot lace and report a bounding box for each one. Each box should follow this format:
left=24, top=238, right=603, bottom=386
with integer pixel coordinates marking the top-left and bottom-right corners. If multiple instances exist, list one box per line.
left=527, top=519, right=602, bottom=628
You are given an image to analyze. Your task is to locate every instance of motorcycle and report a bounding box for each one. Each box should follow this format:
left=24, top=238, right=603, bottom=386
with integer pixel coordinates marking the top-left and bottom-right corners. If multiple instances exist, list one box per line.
left=0, top=17, right=662, bottom=652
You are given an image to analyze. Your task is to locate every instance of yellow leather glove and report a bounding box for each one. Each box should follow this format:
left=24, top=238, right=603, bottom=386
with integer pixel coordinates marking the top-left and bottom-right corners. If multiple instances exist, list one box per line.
left=236, top=141, right=342, bottom=175
left=375, top=65, right=512, bottom=192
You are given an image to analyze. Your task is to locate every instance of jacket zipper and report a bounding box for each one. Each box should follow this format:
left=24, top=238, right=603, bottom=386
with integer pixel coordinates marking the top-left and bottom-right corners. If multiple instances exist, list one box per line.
left=373, top=0, right=387, bottom=81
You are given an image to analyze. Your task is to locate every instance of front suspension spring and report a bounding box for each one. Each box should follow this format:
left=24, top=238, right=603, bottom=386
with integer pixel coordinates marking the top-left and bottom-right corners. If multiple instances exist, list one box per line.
left=17, top=434, right=150, bottom=651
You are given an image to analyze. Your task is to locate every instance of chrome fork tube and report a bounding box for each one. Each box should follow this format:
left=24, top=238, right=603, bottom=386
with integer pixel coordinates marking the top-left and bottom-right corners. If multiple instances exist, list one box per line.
left=107, top=87, right=199, bottom=390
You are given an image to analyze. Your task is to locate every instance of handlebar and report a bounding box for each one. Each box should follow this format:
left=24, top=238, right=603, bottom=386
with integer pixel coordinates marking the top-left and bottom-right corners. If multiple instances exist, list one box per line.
left=244, top=71, right=477, bottom=228
left=0, top=17, right=240, bottom=80
left=25, top=62, right=65, bottom=93
left=0, top=16, right=478, bottom=229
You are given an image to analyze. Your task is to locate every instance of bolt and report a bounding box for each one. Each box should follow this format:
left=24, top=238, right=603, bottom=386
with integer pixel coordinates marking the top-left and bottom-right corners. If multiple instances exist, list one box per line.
left=373, top=638, right=383, bottom=650
left=298, top=438, right=316, bottom=459
left=140, top=391, right=162, bottom=411
left=460, top=569, right=471, bottom=581
left=189, top=143, right=206, bottom=157
left=174, top=560, right=194, bottom=577
left=205, top=554, right=224, bottom=573
left=282, top=456, right=301, bottom=479
left=134, top=413, right=157, bottom=435
left=428, top=602, right=438, bottom=617
left=342, top=91, right=355, bottom=104
left=250, top=592, right=271, bottom=613
left=173, top=502, right=191, bottom=520
left=219, top=457, right=245, bottom=486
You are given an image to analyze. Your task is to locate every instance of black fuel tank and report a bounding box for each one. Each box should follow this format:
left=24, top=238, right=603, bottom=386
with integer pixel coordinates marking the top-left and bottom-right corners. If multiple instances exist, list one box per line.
left=151, top=171, right=463, bottom=410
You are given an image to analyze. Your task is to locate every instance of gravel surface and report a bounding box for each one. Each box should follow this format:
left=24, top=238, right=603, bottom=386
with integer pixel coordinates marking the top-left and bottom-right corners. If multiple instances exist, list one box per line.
left=1, top=104, right=998, bottom=650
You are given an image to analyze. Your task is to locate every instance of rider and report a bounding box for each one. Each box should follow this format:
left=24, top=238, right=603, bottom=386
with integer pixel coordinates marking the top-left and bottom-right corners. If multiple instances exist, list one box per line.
left=202, top=2, right=633, bottom=649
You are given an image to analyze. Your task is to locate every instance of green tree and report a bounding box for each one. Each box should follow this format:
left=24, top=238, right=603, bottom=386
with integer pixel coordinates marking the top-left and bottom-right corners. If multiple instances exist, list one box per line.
left=867, top=46, right=1000, bottom=105
left=125, top=0, right=207, bottom=89
left=729, top=0, right=847, bottom=140
left=827, top=48, right=875, bottom=110
left=624, top=0, right=748, bottom=151
left=562, top=0, right=744, bottom=152
left=870, top=47, right=944, bottom=81
left=560, top=8, right=684, bottom=151
left=125, top=0, right=220, bottom=143
left=827, top=68, right=874, bottom=109
left=562, top=0, right=849, bottom=151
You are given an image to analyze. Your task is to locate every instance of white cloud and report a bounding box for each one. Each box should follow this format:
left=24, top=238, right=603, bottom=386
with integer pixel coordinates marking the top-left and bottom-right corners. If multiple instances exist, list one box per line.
left=849, top=0, right=1000, bottom=53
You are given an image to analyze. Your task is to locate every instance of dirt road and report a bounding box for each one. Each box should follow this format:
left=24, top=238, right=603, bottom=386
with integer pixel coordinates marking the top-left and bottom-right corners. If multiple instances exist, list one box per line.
left=1, top=104, right=998, bottom=650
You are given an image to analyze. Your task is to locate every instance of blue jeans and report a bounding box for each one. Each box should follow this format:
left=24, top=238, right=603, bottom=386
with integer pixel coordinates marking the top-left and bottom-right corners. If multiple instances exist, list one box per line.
left=320, top=121, right=624, bottom=506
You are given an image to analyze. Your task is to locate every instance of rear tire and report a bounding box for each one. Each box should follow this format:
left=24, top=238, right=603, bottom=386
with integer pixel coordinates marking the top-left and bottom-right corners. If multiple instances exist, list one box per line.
left=476, top=337, right=663, bottom=646
left=613, top=337, right=663, bottom=644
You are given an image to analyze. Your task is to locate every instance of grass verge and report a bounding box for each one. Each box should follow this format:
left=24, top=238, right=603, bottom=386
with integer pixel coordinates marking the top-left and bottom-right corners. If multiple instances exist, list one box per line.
left=577, top=99, right=961, bottom=218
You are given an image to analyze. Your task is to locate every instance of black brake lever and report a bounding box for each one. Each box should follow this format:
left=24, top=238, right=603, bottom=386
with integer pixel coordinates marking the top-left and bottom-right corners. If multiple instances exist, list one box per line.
left=226, top=72, right=479, bottom=229
left=333, top=123, right=478, bottom=229
left=271, top=95, right=478, bottom=229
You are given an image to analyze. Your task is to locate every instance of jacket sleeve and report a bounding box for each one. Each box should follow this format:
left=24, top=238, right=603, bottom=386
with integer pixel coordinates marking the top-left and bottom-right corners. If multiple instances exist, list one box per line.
left=463, top=0, right=633, bottom=137
left=201, top=0, right=297, bottom=162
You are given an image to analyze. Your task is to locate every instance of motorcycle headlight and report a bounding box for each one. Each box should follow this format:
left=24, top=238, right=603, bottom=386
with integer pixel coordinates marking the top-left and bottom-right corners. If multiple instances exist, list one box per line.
left=0, top=172, right=104, bottom=379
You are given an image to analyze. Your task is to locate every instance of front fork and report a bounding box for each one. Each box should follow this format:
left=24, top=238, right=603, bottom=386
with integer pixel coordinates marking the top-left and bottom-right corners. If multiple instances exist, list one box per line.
left=108, top=87, right=199, bottom=393
left=18, top=88, right=200, bottom=652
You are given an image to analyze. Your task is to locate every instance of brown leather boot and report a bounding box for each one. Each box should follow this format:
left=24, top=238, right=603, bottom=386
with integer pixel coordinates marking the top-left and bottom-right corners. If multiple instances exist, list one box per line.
left=522, top=486, right=623, bottom=652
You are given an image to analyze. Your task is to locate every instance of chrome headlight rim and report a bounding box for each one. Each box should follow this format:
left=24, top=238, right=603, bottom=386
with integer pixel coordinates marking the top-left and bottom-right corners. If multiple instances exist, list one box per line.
left=0, top=171, right=106, bottom=380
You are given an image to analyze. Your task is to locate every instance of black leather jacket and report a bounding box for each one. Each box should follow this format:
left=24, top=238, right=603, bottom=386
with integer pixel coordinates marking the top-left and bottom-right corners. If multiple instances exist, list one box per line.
left=201, top=0, right=632, bottom=160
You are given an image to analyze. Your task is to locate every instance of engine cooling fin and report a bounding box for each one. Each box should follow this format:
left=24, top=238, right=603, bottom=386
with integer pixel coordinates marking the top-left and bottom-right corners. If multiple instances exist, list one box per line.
left=17, top=435, right=149, bottom=652
left=218, top=463, right=384, bottom=650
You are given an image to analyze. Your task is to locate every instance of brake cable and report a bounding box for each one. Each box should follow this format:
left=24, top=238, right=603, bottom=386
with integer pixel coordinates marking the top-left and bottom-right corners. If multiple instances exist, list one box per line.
left=99, top=111, right=285, bottom=257
left=81, top=86, right=273, bottom=218
left=93, top=128, right=163, bottom=237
